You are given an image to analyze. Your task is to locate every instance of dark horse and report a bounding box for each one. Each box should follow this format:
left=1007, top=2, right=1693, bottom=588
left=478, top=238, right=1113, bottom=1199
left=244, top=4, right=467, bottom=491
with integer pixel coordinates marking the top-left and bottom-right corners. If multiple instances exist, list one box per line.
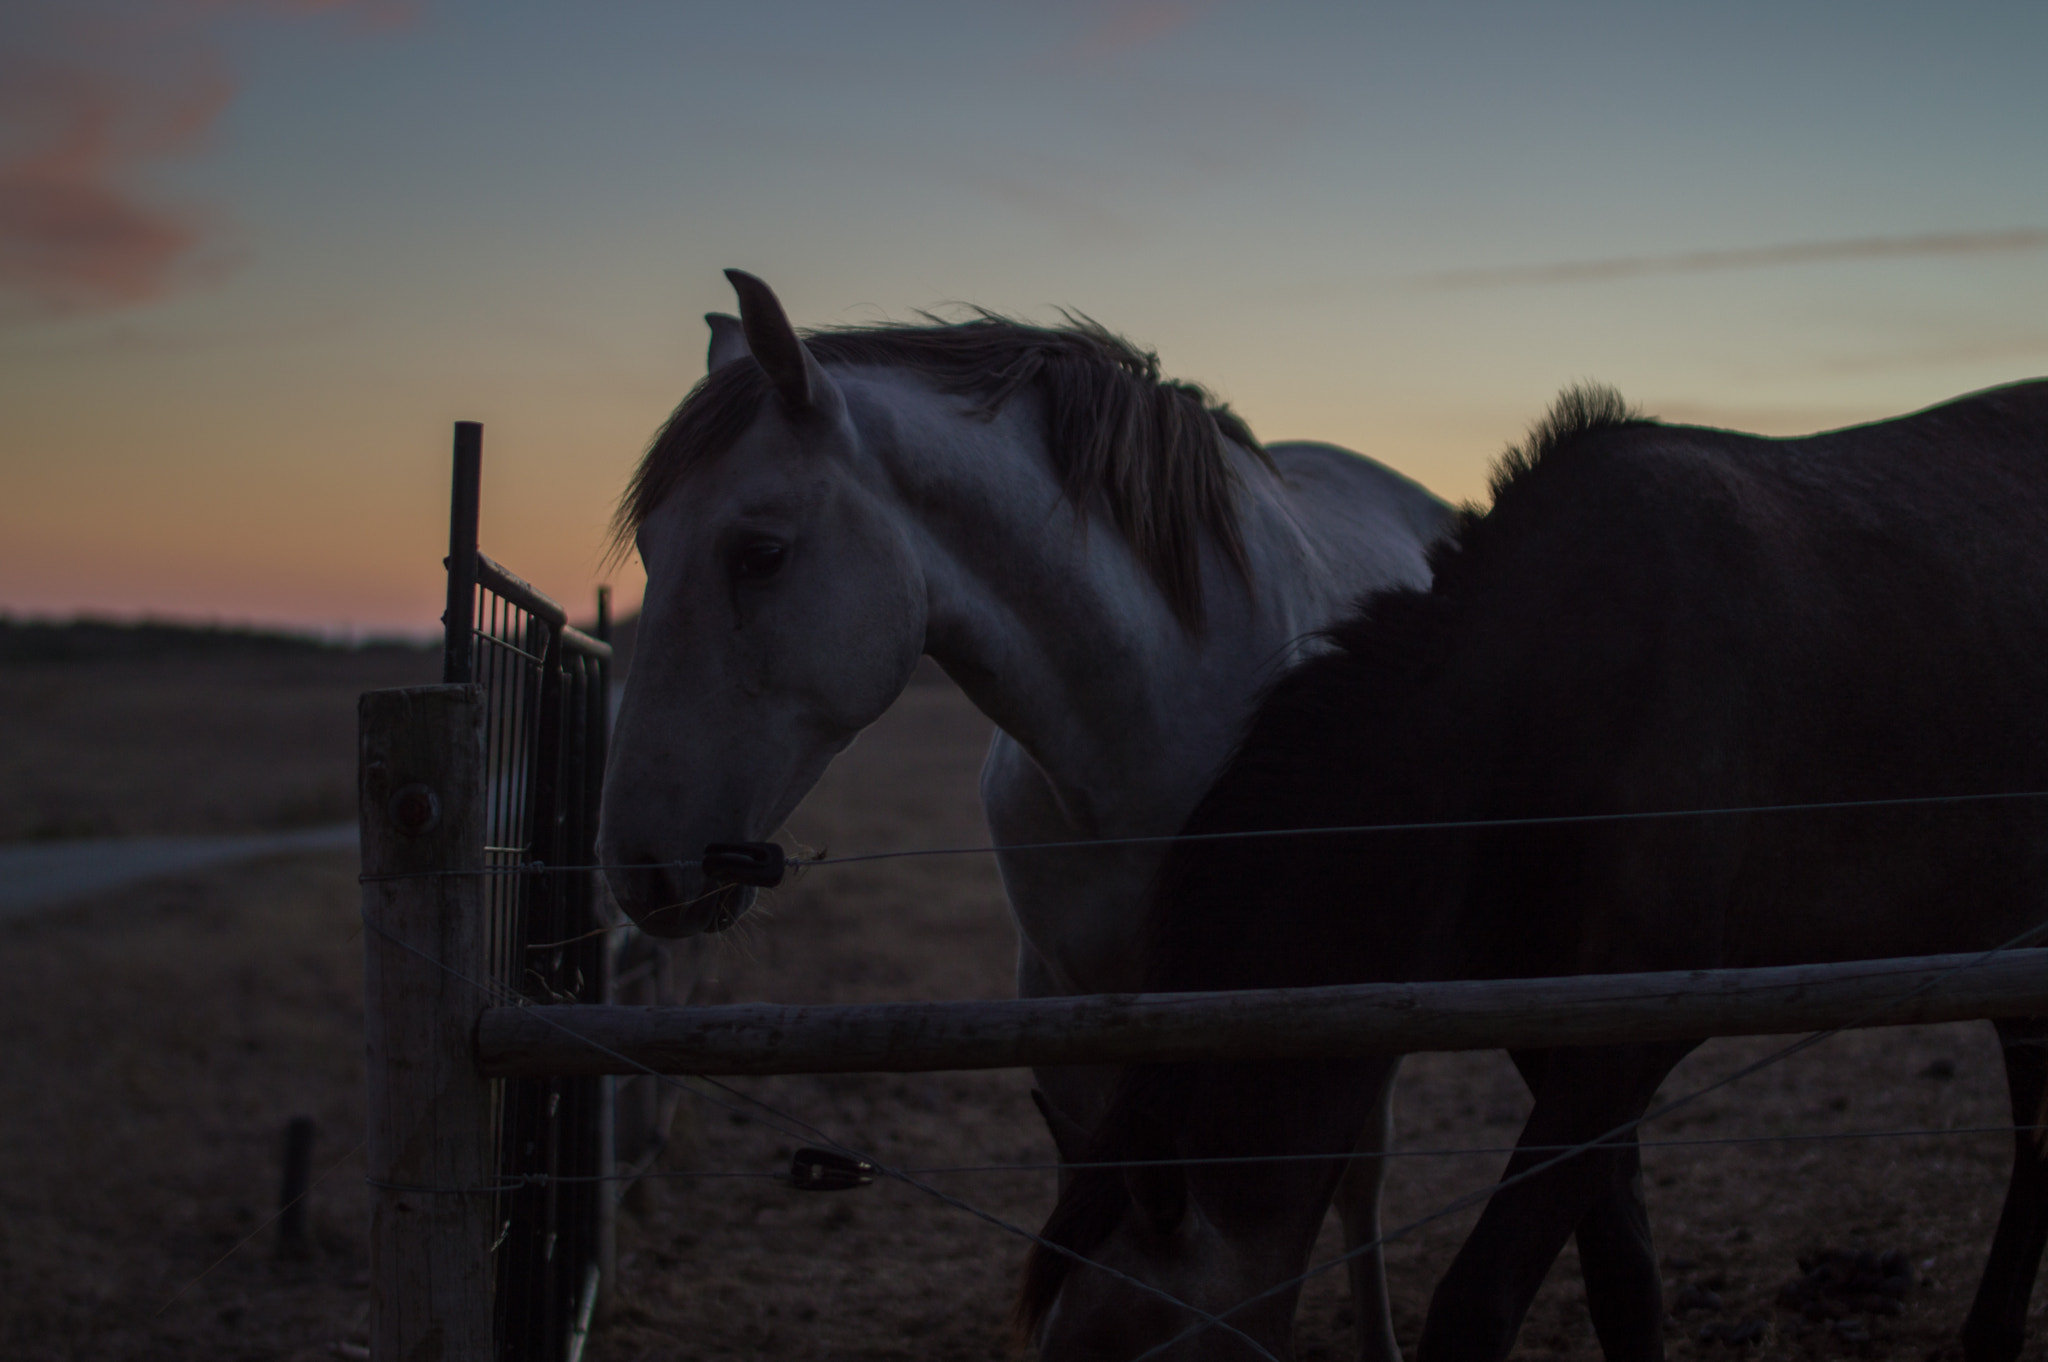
left=1018, top=380, right=2048, bottom=1362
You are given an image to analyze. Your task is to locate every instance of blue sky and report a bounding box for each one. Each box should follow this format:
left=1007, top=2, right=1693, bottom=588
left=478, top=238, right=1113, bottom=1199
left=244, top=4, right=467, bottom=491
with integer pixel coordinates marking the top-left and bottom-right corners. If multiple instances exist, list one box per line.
left=3, top=0, right=2044, bottom=630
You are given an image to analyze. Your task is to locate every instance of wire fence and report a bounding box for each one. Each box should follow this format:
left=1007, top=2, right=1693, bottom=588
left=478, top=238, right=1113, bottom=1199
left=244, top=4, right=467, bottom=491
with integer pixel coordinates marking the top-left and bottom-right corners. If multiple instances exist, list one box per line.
left=352, top=785, right=2048, bottom=894
left=457, top=1121, right=2048, bottom=1186
left=358, top=420, right=2048, bottom=1361
left=363, top=872, right=2048, bottom=1361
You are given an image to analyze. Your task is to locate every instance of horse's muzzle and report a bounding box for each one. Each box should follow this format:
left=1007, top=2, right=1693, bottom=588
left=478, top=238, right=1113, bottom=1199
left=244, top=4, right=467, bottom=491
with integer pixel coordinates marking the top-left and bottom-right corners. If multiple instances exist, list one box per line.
left=605, top=859, right=757, bottom=938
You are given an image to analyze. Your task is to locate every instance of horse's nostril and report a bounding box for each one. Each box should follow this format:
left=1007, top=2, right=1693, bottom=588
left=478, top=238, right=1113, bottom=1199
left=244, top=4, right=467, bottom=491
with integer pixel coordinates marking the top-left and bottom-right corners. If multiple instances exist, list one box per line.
left=602, top=854, right=757, bottom=938
left=605, top=857, right=687, bottom=915
left=701, top=841, right=787, bottom=888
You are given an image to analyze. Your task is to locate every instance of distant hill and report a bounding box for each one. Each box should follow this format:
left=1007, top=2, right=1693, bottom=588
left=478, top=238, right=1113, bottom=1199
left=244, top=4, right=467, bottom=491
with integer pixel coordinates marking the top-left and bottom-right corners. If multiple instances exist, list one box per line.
left=0, top=617, right=432, bottom=666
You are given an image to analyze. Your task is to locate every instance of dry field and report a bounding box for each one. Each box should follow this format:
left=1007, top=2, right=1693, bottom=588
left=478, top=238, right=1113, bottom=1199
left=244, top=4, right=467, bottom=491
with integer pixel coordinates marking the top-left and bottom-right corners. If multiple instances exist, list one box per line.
left=1, top=652, right=2044, bottom=1360
left=0, top=649, right=437, bottom=842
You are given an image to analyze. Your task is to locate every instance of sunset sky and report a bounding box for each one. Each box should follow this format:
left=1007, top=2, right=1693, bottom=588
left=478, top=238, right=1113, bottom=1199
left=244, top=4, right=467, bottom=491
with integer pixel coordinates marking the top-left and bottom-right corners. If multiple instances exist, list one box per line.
left=3, top=0, right=2044, bottom=634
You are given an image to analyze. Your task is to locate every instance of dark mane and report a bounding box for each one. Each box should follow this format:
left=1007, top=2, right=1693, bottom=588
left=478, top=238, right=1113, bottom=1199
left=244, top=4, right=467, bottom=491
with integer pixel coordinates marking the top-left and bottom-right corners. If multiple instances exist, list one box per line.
left=1486, top=381, right=1645, bottom=503
left=614, top=313, right=1274, bottom=631
left=1422, top=381, right=1652, bottom=586
left=1482, top=378, right=1638, bottom=501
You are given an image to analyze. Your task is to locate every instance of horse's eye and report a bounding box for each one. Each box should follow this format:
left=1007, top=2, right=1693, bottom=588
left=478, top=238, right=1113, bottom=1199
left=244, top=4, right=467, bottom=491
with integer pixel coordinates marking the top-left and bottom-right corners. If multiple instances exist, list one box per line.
left=728, top=540, right=787, bottom=582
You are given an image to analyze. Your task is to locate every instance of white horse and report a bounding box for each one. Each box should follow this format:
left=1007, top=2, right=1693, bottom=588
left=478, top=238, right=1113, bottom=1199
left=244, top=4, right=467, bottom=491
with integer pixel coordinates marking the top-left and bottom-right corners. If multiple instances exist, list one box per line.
left=597, top=270, right=1452, bottom=1360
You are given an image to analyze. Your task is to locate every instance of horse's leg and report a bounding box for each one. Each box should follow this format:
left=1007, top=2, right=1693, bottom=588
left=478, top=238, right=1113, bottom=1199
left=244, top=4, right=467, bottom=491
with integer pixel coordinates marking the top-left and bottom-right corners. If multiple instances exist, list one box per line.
left=1509, top=1048, right=1668, bottom=1361
left=1962, top=1016, right=2048, bottom=1362
left=1018, top=942, right=1117, bottom=1195
left=1568, top=1129, right=1661, bottom=1357
left=1334, top=1056, right=1405, bottom=1362
left=1417, top=1042, right=1690, bottom=1362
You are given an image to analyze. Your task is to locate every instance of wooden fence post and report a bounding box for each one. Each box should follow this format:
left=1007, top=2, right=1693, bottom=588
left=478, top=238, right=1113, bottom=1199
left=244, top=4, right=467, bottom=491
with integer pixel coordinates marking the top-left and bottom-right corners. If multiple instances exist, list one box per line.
left=362, top=685, right=492, bottom=1362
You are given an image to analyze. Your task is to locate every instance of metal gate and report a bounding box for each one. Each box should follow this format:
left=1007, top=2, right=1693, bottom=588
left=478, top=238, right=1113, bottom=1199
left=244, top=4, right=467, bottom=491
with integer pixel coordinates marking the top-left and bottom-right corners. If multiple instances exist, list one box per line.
left=439, top=421, right=614, bottom=1362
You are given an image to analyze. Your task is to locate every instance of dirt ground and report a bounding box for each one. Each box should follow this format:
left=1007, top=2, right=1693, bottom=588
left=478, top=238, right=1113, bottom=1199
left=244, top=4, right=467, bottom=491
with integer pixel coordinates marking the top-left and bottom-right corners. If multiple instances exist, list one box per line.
left=3, top=656, right=2046, bottom=1360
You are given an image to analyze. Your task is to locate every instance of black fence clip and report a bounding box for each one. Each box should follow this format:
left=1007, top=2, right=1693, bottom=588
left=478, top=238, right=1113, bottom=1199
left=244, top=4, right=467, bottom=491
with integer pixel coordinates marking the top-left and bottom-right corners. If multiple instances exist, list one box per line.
left=702, top=842, right=787, bottom=888
left=789, top=1148, right=875, bottom=1192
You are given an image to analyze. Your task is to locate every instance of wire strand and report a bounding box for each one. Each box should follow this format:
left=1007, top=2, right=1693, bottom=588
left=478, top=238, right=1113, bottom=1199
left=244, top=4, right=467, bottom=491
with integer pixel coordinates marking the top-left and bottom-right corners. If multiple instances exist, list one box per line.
left=891, top=1121, right=2048, bottom=1176
left=355, top=787, right=2048, bottom=887
left=376, top=1120, right=2048, bottom=1189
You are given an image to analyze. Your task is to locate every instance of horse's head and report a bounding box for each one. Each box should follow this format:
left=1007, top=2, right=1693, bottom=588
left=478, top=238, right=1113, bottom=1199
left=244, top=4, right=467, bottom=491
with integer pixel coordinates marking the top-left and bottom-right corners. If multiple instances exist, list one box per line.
left=1020, top=1070, right=1368, bottom=1362
left=599, top=271, right=927, bottom=936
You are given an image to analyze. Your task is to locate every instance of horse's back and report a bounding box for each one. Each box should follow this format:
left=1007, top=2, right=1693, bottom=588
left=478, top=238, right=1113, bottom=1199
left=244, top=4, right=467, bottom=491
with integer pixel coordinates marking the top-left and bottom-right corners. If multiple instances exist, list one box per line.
left=1762, top=376, right=2048, bottom=512
left=1660, top=376, right=2048, bottom=504
left=1436, top=379, right=2048, bottom=967
left=1263, top=440, right=1456, bottom=588
left=1466, top=378, right=2048, bottom=639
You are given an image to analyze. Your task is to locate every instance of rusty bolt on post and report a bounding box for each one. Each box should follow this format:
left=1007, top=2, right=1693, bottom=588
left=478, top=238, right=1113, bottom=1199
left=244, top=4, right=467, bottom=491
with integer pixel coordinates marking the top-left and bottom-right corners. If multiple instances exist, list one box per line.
left=388, top=784, right=441, bottom=837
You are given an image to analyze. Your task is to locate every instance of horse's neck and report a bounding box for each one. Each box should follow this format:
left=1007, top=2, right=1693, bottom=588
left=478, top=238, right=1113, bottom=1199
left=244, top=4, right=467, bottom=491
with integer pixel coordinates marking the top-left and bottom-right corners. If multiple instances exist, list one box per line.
left=861, top=380, right=1329, bottom=838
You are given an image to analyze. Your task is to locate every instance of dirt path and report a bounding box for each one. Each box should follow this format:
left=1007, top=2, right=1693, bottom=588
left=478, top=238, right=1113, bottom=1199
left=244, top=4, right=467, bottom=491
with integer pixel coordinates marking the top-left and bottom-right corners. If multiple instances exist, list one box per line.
left=0, top=824, right=356, bottom=917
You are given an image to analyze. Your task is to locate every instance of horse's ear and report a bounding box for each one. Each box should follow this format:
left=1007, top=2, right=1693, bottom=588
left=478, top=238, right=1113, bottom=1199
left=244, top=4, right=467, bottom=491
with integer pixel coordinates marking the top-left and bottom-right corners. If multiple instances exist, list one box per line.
left=724, top=269, right=835, bottom=414
left=1121, top=1109, right=1188, bottom=1237
left=705, top=312, right=749, bottom=372
left=1031, top=1089, right=1091, bottom=1167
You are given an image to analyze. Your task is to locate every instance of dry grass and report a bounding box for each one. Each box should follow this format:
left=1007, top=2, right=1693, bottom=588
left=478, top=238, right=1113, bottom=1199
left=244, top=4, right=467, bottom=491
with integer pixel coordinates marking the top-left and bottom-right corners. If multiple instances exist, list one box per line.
left=0, top=650, right=435, bottom=842
left=0, top=851, right=371, bottom=1362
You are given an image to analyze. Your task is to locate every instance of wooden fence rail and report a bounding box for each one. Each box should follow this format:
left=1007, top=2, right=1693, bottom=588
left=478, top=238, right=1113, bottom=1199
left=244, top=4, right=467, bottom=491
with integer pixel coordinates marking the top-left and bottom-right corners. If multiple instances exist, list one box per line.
left=475, top=947, right=2048, bottom=1078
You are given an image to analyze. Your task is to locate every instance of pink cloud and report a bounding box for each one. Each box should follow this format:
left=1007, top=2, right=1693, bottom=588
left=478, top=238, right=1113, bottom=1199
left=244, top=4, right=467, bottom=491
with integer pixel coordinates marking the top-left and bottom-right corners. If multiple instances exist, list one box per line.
left=1064, top=0, right=1205, bottom=61
left=0, top=0, right=411, bottom=317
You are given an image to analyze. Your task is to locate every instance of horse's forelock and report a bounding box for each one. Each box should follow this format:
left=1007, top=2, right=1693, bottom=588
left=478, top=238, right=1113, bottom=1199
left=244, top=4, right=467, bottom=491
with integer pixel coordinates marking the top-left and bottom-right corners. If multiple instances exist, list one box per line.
left=608, top=359, right=772, bottom=565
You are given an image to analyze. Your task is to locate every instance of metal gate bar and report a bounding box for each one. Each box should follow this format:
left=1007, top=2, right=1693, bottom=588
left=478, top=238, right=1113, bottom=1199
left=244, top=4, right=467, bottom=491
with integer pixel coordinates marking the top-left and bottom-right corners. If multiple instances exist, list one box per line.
left=438, top=423, right=613, bottom=1362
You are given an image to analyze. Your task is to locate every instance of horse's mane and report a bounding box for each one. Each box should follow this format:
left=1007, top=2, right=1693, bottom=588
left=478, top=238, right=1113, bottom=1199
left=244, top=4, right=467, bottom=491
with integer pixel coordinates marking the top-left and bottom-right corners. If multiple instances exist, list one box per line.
left=613, top=313, right=1274, bottom=632
left=1487, top=382, right=1644, bottom=502
left=1413, top=379, right=1647, bottom=567
left=1014, top=382, right=1653, bottom=1336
